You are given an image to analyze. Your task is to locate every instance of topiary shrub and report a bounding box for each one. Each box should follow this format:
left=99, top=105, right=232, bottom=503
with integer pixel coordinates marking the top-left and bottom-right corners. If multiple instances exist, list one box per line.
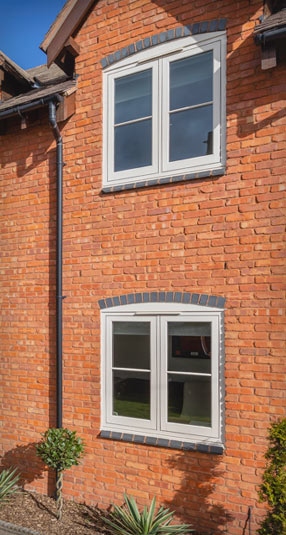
left=258, top=418, right=286, bottom=535
left=36, top=428, right=84, bottom=520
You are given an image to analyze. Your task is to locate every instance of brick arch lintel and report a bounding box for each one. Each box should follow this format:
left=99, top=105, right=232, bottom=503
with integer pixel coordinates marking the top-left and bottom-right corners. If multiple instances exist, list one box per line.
left=100, top=19, right=227, bottom=69
left=98, top=291, right=225, bottom=310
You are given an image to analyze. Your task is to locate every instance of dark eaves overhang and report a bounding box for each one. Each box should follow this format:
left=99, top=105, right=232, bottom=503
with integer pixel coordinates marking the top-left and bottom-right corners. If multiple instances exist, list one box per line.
left=40, top=0, right=95, bottom=70
left=254, top=7, right=286, bottom=69
left=0, top=50, right=34, bottom=88
left=254, top=24, right=286, bottom=44
left=0, top=80, right=76, bottom=123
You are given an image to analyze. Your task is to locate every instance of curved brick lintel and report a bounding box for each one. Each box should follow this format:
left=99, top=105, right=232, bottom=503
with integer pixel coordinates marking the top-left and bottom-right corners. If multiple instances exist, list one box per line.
left=98, top=291, right=226, bottom=310
left=99, top=431, right=224, bottom=455
left=100, top=19, right=227, bottom=69
left=102, top=167, right=225, bottom=194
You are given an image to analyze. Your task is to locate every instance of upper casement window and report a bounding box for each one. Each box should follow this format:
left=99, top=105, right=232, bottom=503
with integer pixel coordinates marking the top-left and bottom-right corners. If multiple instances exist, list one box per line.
left=103, top=32, right=226, bottom=189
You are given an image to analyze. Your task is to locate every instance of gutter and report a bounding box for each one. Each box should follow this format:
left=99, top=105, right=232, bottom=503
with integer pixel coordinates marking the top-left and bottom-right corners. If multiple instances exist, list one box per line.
left=254, top=25, right=286, bottom=44
left=0, top=95, right=62, bottom=120
left=0, top=95, right=64, bottom=430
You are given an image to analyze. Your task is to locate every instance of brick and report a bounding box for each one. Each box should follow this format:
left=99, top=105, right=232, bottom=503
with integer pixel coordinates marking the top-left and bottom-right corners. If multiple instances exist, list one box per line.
left=0, top=2, right=284, bottom=535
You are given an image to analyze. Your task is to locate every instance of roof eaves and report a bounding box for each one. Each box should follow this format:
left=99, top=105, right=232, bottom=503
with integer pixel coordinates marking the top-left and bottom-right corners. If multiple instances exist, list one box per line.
left=0, top=50, right=34, bottom=86
left=254, top=9, right=286, bottom=33
left=40, top=0, right=77, bottom=53
left=39, top=0, right=96, bottom=67
left=0, top=80, right=76, bottom=118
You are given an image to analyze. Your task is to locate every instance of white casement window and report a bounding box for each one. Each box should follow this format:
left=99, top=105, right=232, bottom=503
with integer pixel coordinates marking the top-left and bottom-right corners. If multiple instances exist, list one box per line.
left=103, top=32, right=226, bottom=188
left=101, top=303, right=224, bottom=444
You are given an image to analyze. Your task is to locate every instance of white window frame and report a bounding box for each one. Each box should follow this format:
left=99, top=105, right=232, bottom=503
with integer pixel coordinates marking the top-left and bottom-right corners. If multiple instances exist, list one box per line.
left=101, top=303, right=224, bottom=445
left=102, top=32, right=226, bottom=188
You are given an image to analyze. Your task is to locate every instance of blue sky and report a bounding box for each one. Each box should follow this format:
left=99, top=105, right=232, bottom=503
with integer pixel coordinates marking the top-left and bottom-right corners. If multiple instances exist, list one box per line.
left=0, top=0, right=67, bottom=70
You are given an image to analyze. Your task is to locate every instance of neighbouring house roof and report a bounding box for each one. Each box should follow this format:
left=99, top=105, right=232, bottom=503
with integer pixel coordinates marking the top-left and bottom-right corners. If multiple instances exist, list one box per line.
left=40, top=0, right=95, bottom=66
left=0, top=79, right=76, bottom=117
left=0, top=48, right=76, bottom=121
left=254, top=8, right=286, bottom=34
left=0, top=50, right=34, bottom=86
left=27, top=63, right=69, bottom=86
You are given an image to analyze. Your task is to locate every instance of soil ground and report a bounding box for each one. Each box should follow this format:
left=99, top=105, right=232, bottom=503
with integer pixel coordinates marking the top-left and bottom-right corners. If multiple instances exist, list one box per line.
left=0, top=489, right=108, bottom=535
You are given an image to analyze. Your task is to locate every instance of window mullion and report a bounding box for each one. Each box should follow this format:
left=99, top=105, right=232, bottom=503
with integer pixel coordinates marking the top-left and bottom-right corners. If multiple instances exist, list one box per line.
left=155, top=315, right=160, bottom=433
left=149, top=316, right=157, bottom=430
left=159, top=316, right=168, bottom=432
left=158, top=57, right=163, bottom=176
left=161, top=56, right=169, bottom=174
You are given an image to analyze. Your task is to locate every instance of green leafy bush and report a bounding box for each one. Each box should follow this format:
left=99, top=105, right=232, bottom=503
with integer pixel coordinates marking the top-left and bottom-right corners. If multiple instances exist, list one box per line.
left=103, top=494, right=193, bottom=535
left=258, top=418, right=286, bottom=535
left=0, top=468, right=20, bottom=503
left=36, top=428, right=84, bottom=519
left=36, top=428, right=84, bottom=472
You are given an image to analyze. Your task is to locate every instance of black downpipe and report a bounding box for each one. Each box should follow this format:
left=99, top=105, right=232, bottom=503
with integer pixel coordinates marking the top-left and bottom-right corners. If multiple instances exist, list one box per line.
left=48, top=100, right=63, bottom=429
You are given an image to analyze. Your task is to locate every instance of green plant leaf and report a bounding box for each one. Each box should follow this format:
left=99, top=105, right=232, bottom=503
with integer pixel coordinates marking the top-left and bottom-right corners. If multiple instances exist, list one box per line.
left=36, top=428, right=85, bottom=472
left=103, top=494, right=191, bottom=535
left=0, top=468, right=20, bottom=503
left=258, top=418, right=286, bottom=535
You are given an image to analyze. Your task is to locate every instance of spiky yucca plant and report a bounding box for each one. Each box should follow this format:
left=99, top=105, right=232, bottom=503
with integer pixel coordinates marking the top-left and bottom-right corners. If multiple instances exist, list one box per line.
left=103, top=494, right=193, bottom=535
left=0, top=468, right=20, bottom=503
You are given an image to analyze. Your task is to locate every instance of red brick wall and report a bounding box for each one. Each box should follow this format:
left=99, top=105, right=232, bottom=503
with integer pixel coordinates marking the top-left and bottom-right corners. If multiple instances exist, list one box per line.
left=1, top=1, right=286, bottom=534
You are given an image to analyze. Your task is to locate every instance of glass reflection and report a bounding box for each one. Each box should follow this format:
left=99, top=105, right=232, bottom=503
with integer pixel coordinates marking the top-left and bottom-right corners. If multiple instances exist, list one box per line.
left=115, top=119, right=152, bottom=171
left=115, top=69, right=152, bottom=124
left=168, top=374, right=211, bottom=427
left=113, top=370, right=150, bottom=419
left=113, top=322, right=150, bottom=369
left=170, top=105, right=213, bottom=161
left=170, top=51, right=213, bottom=111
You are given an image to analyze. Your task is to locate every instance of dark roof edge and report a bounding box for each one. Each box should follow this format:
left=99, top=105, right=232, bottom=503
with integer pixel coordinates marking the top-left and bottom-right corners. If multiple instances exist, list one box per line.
left=0, top=93, right=61, bottom=121
left=40, top=0, right=78, bottom=52
left=254, top=25, right=286, bottom=43
left=0, top=50, right=34, bottom=85
left=40, top=0, right=95, bottom=67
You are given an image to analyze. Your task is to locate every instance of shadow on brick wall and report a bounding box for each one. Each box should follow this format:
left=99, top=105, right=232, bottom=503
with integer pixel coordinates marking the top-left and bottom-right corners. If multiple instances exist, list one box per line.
left=153, top=0, right=286, bottom=138
left=0, top=442, right=55, bottom=496
left=163, top=452, right=233, bottom=535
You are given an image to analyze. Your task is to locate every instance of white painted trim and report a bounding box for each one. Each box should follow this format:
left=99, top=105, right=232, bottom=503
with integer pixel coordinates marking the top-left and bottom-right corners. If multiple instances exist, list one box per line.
left=102, top=32, right=226, bottom=188
left=101, top=304, right=224, bottom=443
left=101, top=303, right=224, bottom=314
left=161, top=40, right=221, bottom=174
left=105, top=315, right=157, bottom=431
left=159, top=315, right=219, bottom=439
left=106, top=61, right=159, bottom=182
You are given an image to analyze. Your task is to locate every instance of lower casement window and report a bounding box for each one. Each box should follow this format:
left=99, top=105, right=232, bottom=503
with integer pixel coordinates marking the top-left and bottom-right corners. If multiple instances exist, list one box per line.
left=101, top=303, right=224, bottom=445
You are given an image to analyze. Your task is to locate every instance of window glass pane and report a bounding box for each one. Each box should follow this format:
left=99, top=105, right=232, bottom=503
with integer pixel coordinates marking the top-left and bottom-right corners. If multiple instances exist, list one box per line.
left=115, top=119, right=152, bottom=171
left=115, top=69, right=152, bottom=124
left=170, top=105, right=213, bottom=162
left=113, top=322, right=150, bottom=369
left=168, top=322, right=211, bottom=374
left=170, top=51, right=213, bottom=111
left=113, top=370, right=150, bottom=419
left=168, top=374, right=211, bottom=427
